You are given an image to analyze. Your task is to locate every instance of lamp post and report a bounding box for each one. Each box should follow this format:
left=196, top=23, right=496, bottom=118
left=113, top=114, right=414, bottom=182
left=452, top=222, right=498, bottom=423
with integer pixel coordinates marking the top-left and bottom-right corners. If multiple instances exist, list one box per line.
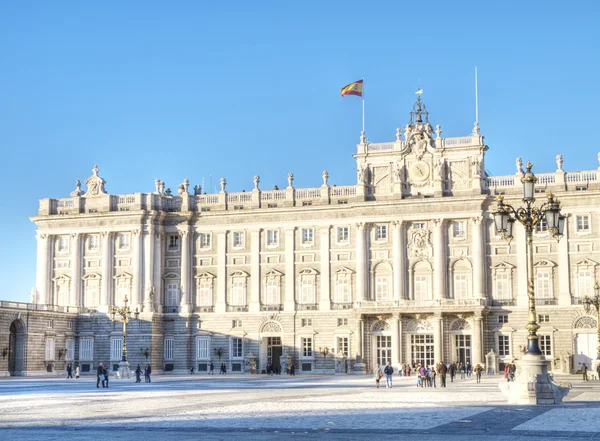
left=110, top=295, right=139, bottom=379
left=492, top=161, right=569, bottom=404
left=583, top=281, right=600, bottom=366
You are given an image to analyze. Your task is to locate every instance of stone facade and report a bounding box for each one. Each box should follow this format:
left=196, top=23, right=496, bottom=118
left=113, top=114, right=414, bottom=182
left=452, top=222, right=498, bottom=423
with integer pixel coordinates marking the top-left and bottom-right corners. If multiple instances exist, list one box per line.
left=4, top=95, right=598, bottom=376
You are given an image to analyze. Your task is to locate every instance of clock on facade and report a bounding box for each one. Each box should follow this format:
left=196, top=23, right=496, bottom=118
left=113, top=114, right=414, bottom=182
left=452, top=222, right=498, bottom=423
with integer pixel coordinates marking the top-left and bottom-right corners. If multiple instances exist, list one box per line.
left=409, top=161, right=430, bottom=181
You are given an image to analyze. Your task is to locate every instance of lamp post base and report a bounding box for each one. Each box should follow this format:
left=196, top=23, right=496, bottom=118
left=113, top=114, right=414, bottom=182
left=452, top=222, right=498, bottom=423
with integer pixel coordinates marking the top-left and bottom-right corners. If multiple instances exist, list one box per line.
left=118, top=361, right=131, bottom=380
left=499, top=354, right=571, bottom=405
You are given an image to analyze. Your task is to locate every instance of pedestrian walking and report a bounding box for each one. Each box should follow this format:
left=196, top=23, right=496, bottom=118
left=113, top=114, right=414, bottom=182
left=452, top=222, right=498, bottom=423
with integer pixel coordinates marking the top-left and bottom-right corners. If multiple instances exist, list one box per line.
left=146, top=364, right=152, bottom=383
left=75, top=364, right=80, bottom=379
left=438, top=362, right=447, bottom=388
left=102, top=364, right=109, bottom=388
left=449, top=362, right=456, bottom=382
left=373, top=364, right=383, bottom=389
left=430, top=366, right=437, bottom=388
left=290, top=364, right=295, bottom=376
left=474, top=363, right=483, bottom=383
left=596, top=363, right=600, bottom=381
left=96, top=363, right=105, bottom=388
left=582, top=363, right=589, bottom=381
left=190, top=367, right=195, bottom=375
left=135, top=364, right=142, bottom=383
left=66, top=363, right=73, bottom=379
left=466, top=362, right=472, bottom=378
left=384, top=361, right=394, bottom=388
left=209, top=362, right=214, bottom=375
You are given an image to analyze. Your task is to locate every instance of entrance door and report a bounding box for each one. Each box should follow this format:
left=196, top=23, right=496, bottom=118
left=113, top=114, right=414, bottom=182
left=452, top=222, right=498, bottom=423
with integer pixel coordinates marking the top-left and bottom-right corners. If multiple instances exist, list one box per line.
left=267, top=336, right=282, bottom=368
left=8, top=321, right=24, bottom=376
left=455, top=335, right=472, bottom=364
left=574, top=333, right=596, bottom=369
left=375, top=336, right=392, bottom=368
left=411, top=334, right=434, bottom=367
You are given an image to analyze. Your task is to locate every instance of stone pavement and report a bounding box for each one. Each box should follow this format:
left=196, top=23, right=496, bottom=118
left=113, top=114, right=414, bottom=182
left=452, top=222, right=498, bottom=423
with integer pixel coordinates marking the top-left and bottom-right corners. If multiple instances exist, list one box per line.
left=0, top=373, right=598, bottom=440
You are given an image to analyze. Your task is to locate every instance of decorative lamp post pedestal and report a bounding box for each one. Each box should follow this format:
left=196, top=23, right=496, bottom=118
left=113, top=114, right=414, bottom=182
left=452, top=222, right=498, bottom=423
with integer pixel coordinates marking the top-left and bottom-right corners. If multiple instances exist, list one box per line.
left=118, top=359, right=131, bottom=379
left=493, top=161, right=570, bottom=404
left=110, top=295, right=138, bottom=380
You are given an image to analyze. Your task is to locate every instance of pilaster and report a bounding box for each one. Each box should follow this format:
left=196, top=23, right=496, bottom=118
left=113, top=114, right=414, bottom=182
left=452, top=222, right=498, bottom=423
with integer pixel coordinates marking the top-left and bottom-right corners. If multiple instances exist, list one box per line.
left=284, top=228, right=295, bottom=311
left=434, top=313, right=443, bottom=363
left=249, top=229, right=261, bottom=312
left=433, top=219, right=446, bottom=299
left=131, top=229, right=142, bottom=311
left=143, top=228, right=155, bottom=312
left=515, top=223, right=528, bottom=307
left=70, top=233, right=81, bottom=307
left=392, top=221, right=404, bottom=300
left=355, top=223, right=367, bottom=302
left=471, top=216, right=485, bottom=299
left=216, top=232, right=227, bottom=313
left=319, top=226, right=331, bottom=310
left=99, top=231, right=112, bottom=311
left=472, top=312, right=483, bottom=365
left=392, top=314, right=401, bottom=367
left=557, top=214, right=571, bottom=306
left=35, top=232, right=51, bottom=305
left=178, top=228, right=192, bottom=313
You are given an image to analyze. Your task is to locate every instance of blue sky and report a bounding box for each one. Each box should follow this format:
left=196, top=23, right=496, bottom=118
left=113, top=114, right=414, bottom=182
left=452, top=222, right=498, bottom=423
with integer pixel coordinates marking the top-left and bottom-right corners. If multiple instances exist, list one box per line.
left=1, top=1, right=599, bottom=302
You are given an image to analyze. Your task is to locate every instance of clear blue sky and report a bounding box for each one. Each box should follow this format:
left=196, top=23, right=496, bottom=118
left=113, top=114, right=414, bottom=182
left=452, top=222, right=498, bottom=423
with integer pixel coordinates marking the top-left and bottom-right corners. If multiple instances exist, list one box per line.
left=1, top=1, right=599, bottom=302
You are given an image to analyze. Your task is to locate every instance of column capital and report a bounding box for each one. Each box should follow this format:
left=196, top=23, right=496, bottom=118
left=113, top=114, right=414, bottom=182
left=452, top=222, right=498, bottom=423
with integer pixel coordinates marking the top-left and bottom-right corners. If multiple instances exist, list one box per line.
left=470, top=216, right=483, bottom=226
left=101, top=231, right=111, bottom=238
left=432, top=218, right=445, bottom=228
left=132, top=229, right=141, bottom=237
left=36, top=232, right=48, bottom=240
left=177, top=228, right=191, bottom=238
left=70, top=232, right=80, bottom=239
left=392, top=220, right=404, bottom=229
left=356, top=222, right=366, bottom=230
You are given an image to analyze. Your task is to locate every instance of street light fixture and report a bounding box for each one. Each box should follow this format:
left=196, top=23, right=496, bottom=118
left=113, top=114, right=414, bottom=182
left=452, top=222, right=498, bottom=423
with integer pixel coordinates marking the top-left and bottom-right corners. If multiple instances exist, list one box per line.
left=110, top=295, right=139, bottom=378
left=492, top=161, right=564, bottom=355
left=583, top=281, right=600, bottom=362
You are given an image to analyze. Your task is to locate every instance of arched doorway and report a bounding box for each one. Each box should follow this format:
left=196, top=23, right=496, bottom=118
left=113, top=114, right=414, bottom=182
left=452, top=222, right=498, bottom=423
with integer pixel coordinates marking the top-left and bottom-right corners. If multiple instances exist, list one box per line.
left=9, top=320, right=25, bottom=376
left=573, top=315, right=597, bottom=370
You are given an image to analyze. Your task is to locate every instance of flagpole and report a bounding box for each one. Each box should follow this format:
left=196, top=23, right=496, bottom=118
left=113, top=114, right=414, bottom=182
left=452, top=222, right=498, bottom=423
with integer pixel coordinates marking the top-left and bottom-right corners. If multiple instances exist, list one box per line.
left=475, top=67, right=479, bottom=124
left=362, top=77, right=365, bottom=133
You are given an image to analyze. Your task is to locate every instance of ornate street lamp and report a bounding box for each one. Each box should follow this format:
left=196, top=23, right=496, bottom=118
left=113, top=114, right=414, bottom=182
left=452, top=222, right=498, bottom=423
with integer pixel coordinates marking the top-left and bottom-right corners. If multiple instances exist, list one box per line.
left=110, top=295, right=139, bottom=378
left=492, top=161, right=564, bottom=355
left=583, top=281, right=600, bottom=362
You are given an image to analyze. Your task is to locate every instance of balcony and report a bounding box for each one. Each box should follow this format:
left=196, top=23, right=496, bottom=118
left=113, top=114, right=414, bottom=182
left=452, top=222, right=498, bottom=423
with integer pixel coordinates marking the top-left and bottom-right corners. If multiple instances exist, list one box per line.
left=227, top=305, right=248, bottom=312
left=196, top=306, right=214, bottom=313
left=331, top=302, right=353, bottom=310
left=164, top=306, right=180, bottom=314
left=297, top=303, right=319, bottom=311
left=536, top=298, right=558, bottom=306
left=491, top=300, right=516, bottom=307
left=260, top=304, right=283, bottom=312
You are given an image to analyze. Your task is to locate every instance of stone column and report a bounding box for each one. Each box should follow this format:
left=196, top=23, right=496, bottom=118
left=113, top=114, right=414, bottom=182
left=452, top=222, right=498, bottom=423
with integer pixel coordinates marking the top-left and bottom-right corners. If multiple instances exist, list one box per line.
left=356, top=223, right=367, bottom=302
left=131, top=229, right=142, bottom=310
left=515, top=222, right=528, bottom=307
left=100, top=231, right=111, bottom=310
left=392, top=221, right=405, bottom=300
left=216, top=232, right=227, bottom=313
left=433, top=219, right=446, bottom=299
left=472, top=313, right=483, bottom=365
left=392, top=314, right=401, bottom=367
left=557, top=214, right=571, bottom=306
left=471, top=217, right=485, bottom=299
left=179, top=228, right=191, bottom=313
left=249, top=229, right=261, bottom=312
left=35, top=232, right=51, bottom=305
left=70, top=233, right=81, bottom=307
left=355, top=317, right=364, bottom=361
left=434, top=314, right=443, bottom=363
left=153, top=230, right=164, bottom=313
left=284, top=228, right=295, bottom=311
left=144, top=228, right=155, bottom=312
left=319, top=226, right=331, bottom=310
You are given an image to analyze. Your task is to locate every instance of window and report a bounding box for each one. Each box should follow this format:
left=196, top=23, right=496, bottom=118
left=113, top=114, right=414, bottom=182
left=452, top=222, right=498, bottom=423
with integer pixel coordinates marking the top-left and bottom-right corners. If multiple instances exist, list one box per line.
left=166, top=282, right=179, bottom=306
left=233, top=231, right=245, bottom=248
left=45, top=337, right=55, bottom=361
left=495, top=273, right=511, bottom=299
left=231, top=337, right=243, bottom=359
left=47, top=319, right=54, bottom=329
left=88, top=235, right=99, bottom=251
left=168, top=235, right=179, bottom=251
left=301, top=337, right=313, bottom=357
left=65, top=338, right=74, bottom=361
left=576, top=215, right=590, bottom=232
left=231, top=277, right=246, bottom=305
left=58, top=236, right=69, bottom=253
left=375, top=276, right=389, bottom=301
left=85, top=280, right=99, bottom=307
left=499, top=315, right=508, bottom=324
left=577, top=268, right=593, bottom=298
left=301, top=318, right=312, bottom=327
left=540, top=335, right=552, bottom=356
left=337, top=337, right=349, bottom=357
left=414, top=275, right=429, bottom=301
left=337, top=227, right=349, bottom=243
left=67, top=320, right=73, bottom=330
left=338, top=318, right=348, bottom=326
left=200, top=233, right=211, bottom=248
left=79, top=338, right=93, bottom=360
left=197, top=277, right=212, bottom=306
left=301, top=228, right=314, bottom=245
left=535, top=218, right=548, bottom=233
left=375, top=225, right=387, bottom=241
left=535, top=270, right=552, bottom=298
left=265, top=276, right=280, bottom=305
left=453, top=221, right=466, bottom=237
left=232, top=319, right=242, bottom=328
left=454, top=274, right=468, bottom=299
left=164, top=338, right=174, bottom=360
left=267, top=230, right=279, bottom=247
left=335, top=273, right=351, bottom=303
left=498, top=335, right=510, bottom=356
left=413, top=223, right=425, bottom=230
left=196, top=337, right=210, bottom=360
left=538, top=314, right=550, bottom=323
left=118, top=233, right=130, bottom=249
left=111, top=338, right=123, bottom=360
left=300, top=277, right=315, bottom=304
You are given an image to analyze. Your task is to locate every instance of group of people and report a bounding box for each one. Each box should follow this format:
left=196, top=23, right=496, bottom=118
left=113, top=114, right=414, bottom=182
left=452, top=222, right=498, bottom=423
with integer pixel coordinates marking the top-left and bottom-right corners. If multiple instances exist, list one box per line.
left=134, top=364, right=153, bottom=383
left=65, top=363, right=80, bottom=379
left=374, top=360, right=484, bottom=389
left=265, top=362, right=295, bottom=375
left=580, top=362, right=600, bottom=381
left=503, top=363, right=516, bottom=382
left=96, top=362, right=110, bottom=388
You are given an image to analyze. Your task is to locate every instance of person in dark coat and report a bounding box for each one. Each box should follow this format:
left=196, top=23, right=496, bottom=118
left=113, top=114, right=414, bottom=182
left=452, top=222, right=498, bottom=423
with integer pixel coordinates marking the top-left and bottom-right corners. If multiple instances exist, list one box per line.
left=102, top=364, right=109, bottom=388
left=135, top=364, right=142, bottom=383
left=96, top=363, right=105, bottom=388
left=66, top=363, right=73, bottom=379
left=449, top=362, right=456, bottom=382
left=438, top=362, right=447, bottom=388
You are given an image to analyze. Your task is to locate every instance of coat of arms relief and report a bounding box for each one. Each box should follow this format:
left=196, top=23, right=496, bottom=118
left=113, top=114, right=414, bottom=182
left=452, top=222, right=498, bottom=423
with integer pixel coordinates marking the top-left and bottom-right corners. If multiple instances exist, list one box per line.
left=408, top=229, right=432, bottom=259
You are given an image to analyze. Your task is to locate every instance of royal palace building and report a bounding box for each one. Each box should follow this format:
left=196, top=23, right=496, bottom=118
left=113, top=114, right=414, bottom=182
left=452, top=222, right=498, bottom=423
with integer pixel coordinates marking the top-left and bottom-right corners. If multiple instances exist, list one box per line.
left=1, top=96, right=599, bottom=376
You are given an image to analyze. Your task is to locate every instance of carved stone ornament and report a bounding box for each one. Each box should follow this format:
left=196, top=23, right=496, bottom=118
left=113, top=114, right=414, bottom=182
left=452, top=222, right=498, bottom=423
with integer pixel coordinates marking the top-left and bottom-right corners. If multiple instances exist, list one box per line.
left=408, top=229, right=432, bottom=259
left=260, top=321, right=282, bottom=334
left=449, top=318, right=472, bottom=331
left=70, top=180, right=83, bottom=197
left=409, top=132, right=432, bottom=161
left=83, top=165, right=107, bottom=197
left=574, top=315, right=597, bottom=329
left=372, top=320, right=390, bottom=332
left=405, top=318, right=433, bottom=332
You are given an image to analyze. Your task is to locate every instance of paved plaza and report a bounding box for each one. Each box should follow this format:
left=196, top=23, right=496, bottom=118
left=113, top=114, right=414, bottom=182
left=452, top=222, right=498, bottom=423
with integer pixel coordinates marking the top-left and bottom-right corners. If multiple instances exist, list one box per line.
left=0, top=374, right=599, bottom=440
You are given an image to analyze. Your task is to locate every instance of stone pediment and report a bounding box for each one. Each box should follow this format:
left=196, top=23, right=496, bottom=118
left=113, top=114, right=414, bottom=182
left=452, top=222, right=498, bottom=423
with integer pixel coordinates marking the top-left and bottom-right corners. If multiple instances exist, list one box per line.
left=194, top=271, right=215, bottom=279
left=264, top=269, right=284, bottom=277
left=299, top=268, right=319, bottom=276
left=82, top=273, right=101, bottom=280
left=115, top=271, right=133, bottom=279
left=335, top=267, right=355, bottom=275
left=52, top=274, right=71, bottom=282
left=575, top=258, right=599, bottom=268
left=491, top=261, right=515, bottom=271
left=533, top=260, right=557, bottom=268
left=230, top=270, right=250, bottom=278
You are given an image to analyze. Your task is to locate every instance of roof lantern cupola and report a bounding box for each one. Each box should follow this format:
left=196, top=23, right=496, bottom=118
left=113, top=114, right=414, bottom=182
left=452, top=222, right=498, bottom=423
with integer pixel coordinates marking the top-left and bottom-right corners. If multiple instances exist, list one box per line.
left=409, top=89, right=429, bottom=127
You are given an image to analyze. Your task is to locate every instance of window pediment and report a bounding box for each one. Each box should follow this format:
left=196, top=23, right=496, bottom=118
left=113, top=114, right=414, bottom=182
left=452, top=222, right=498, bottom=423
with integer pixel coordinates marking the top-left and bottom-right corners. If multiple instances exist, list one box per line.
left=575, top=258, right=598, bottom=268
left=114, top=272, right=133, bottom=280
left=52, top=274, right=71, bottom=282
left=264, top=269, right=284, bottom=278
left=335, top=267, right=355, bottom=275
left=299, top=268, right=319, bottom=276
left=82, top=273, right=101, bottom=280
left=534, top=260, right=557, bottom=268
left=230, top=270, right=250, bottom=278
left=194, top=271, right=215, bottom=280
left=162, top=272, right=180, bottom=280
left=491, top=261, right=515, bottom=271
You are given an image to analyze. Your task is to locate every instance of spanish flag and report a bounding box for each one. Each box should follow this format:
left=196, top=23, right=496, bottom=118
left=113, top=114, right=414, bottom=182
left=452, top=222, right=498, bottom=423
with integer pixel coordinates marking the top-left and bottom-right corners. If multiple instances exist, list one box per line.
left=341, top=79, right=363, bottom=97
